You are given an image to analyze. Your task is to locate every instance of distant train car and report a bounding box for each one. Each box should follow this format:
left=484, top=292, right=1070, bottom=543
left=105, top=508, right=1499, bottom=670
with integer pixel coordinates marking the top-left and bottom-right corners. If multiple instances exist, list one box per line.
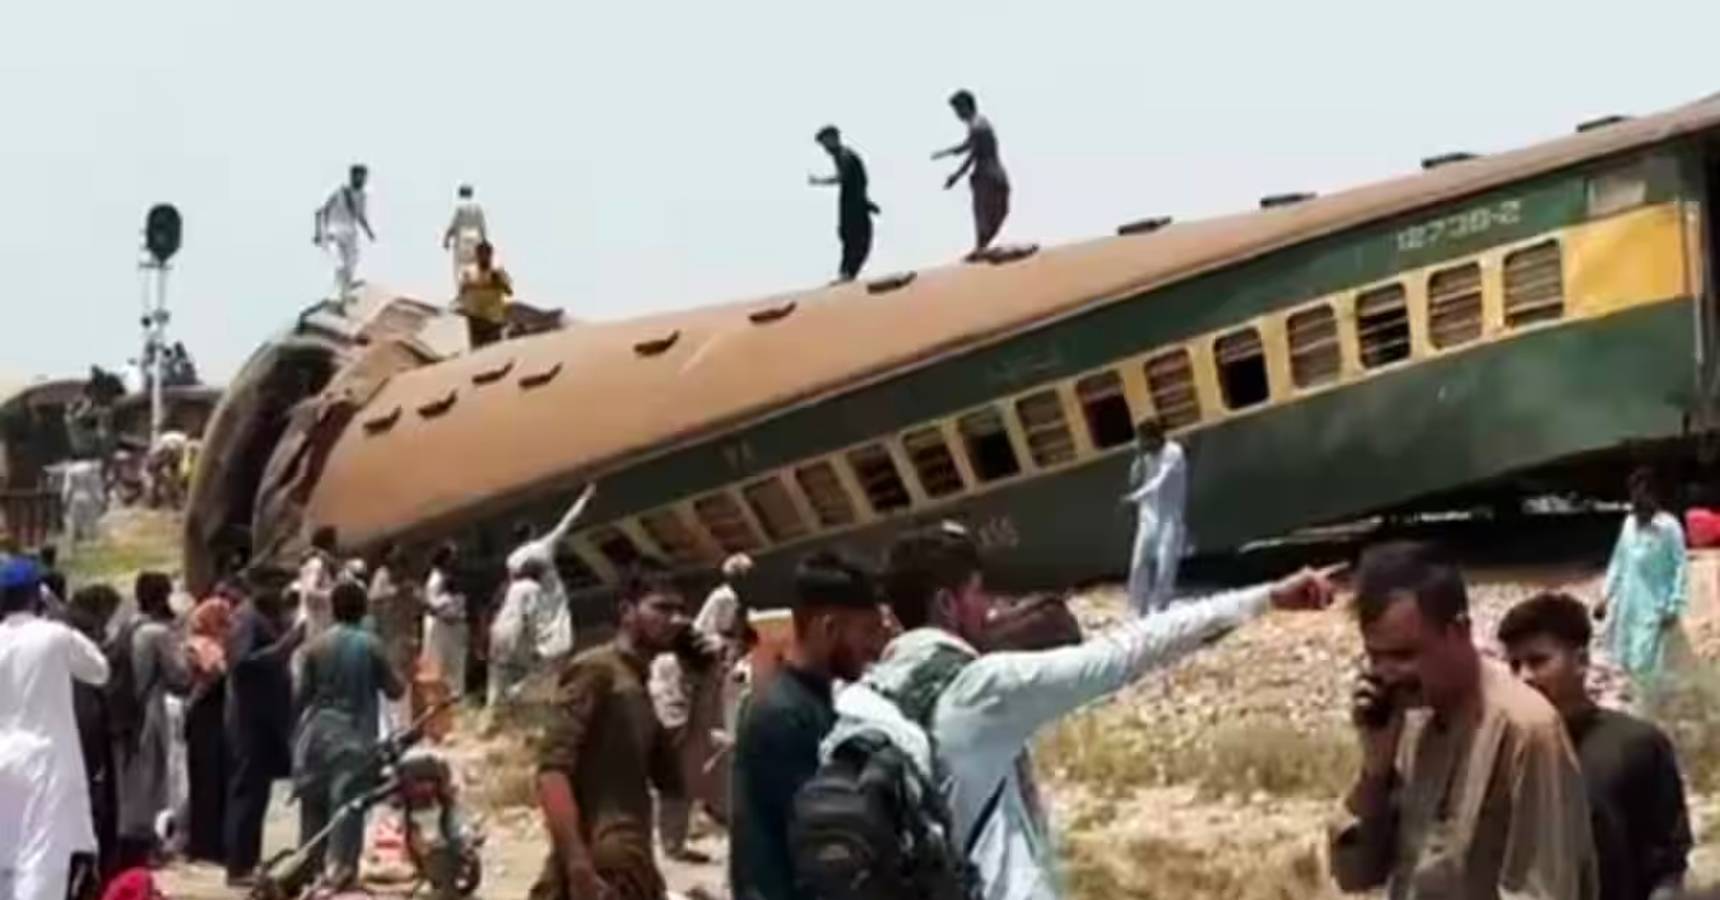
left=189, top=92, right=1720, bottom=616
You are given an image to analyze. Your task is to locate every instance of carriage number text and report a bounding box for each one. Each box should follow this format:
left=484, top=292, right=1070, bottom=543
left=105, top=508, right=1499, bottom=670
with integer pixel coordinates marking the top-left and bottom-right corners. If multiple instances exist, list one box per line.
left=1395, top=199, right=1522, bottom=253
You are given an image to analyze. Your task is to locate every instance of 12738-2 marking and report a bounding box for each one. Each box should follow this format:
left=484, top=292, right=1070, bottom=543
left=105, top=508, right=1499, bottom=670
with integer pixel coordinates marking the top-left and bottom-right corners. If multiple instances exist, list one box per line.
left=1396, top=199, right=1522, bottom=253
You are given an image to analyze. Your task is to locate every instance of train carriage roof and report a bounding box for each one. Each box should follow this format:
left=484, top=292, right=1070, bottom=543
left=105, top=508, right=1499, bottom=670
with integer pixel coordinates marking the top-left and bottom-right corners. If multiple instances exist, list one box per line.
left=305, top=92, right=1720, bottom=542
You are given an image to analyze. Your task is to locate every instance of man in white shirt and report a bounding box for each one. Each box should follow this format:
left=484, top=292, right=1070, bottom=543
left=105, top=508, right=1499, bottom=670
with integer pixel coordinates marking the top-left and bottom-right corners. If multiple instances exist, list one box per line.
left=824, top=523, right=1335, bottom=900
left=0, top=558, right=110, bottom=900
left=442, top=184, right=488, bottom=290
left=1123, top=418, right=1189, bottom=616
left=313, top=164, right=375, bottom=306
left=505, top=484, right=596, bottom=664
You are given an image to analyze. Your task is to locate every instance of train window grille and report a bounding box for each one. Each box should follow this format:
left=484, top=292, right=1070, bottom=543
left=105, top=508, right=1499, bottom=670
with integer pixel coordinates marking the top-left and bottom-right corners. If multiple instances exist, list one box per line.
left=1503, top=241, right=1564, bottom=327
left=1356, top=284, right=1411, bottom=369
left=902, top=426, right=965, bottom=498
left=1143, top=349, right=1201, bottom=430
left=846, top=444, right=912, bottom=514
left=742, top=476, right=810, bottom=542
left=693, top=492, right=763, bottom=553
left=1214, top=327, right=1270, bottom=410
left=1428, top=263, right=1483, bottom=349
left=1075, top=371, right=1135, bottom=449
left=1587, top=163, right=1648, bottom=218
left=1287, top=305, right=1341, bottom=388
left=958, top=408, right=1022, bottom=482
left=554, top=549, right=602, bottom=592
left=638, top=509, right=706, bottom=566
left=588, top=526, right=644, bottom=571
left=1014, top=389, right=1077, bottom=467
left=794, top=461, right=858, bottom=527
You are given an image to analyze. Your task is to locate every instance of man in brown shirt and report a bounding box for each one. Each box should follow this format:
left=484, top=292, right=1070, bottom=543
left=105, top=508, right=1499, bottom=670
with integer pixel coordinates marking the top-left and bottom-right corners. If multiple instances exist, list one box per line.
left=1329, top=541, right=1598, bottom=899
left=532, top=559, right=699, bottom=900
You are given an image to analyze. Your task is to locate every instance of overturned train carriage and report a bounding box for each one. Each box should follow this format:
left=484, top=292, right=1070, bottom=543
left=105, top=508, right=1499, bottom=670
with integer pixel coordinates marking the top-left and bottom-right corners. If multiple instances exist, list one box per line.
left=189, top=91, right=1720, bottom=612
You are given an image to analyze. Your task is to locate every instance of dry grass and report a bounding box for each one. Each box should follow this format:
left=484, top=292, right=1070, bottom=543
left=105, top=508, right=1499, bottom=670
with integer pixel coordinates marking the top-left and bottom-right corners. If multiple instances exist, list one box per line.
left=62, top=508, right=183, bottom=587
left=1039, top=708, right=1356, bottom=802
left=1062, top=831, right=1336, bottom=900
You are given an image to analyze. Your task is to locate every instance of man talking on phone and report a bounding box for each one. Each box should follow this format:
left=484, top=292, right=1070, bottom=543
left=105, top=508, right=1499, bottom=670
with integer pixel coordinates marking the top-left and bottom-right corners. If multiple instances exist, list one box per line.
left=1329, top=542, right=1598, bottom=899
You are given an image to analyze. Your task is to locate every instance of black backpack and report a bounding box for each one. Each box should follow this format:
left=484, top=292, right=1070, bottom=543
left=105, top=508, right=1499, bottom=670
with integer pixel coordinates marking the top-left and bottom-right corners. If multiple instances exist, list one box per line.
left=789, top=643, right=1005, bottom=900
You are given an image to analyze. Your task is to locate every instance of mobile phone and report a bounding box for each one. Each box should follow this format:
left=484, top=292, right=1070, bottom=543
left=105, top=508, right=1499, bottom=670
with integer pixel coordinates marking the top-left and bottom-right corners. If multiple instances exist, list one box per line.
left=1355, top=672, right=1402, bottom=730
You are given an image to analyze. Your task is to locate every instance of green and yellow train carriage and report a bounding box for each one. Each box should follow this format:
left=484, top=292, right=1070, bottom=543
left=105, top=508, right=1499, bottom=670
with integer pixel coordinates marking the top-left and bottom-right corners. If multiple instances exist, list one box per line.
left=189, top=91, right=1720, bottom=609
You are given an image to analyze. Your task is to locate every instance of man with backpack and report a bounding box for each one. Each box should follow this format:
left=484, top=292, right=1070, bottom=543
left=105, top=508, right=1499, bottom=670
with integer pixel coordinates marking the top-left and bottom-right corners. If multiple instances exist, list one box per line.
left=792, top=522, right=1337, bottom=900
left=730, top=551, right=890, bottom=900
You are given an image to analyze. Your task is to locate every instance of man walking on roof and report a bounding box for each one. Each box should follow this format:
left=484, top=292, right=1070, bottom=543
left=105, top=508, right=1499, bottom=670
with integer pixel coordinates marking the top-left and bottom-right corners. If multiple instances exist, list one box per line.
left=313, top=164, right=375, bottom=307
left=809, top=126, right=880, bottom=283
left=442, top=184, right=488, bottom=289
left=933, top=89, right=1009, bottom=261
left=1123, top=418, right=1187, bottom=616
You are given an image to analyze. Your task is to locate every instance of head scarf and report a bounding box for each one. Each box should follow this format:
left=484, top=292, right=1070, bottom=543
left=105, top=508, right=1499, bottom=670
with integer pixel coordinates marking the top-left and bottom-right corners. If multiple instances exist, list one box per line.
left=186, top=595, right=234, bottom=677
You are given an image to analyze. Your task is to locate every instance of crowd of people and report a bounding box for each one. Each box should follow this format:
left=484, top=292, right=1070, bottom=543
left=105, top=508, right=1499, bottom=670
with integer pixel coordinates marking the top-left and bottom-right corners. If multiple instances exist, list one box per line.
left=0, top=429, right=1709, bottom=900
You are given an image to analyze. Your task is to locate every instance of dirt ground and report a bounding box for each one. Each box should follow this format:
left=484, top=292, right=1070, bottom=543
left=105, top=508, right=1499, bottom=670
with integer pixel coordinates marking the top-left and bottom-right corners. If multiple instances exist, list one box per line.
left=71, top=511, right=1720, bottom=899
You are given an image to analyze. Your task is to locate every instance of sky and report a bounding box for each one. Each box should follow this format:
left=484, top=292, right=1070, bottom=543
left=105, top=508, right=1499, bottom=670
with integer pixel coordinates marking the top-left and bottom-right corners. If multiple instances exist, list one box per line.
left=4, top=0, right=1718, bottom=384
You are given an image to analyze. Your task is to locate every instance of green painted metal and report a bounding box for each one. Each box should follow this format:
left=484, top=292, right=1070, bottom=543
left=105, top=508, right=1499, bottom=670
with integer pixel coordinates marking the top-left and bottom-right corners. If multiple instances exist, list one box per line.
left=573, top=153, right=1681, bottom=523
left=692, top=298, right=1697, bottom=597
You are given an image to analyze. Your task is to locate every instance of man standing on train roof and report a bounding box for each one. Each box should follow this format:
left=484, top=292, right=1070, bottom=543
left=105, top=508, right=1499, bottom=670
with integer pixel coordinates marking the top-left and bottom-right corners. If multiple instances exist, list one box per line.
left=1122, top=418, right=1188, bottom=616
left=932, top=89, right=1010, bottom=261
left=442, top=184, right=488, bottom=289
left=808, top=125, right=880, bottom=283
left=313, top=164, right=375, bottom=307
left=456, top=242, right=514, bottom=350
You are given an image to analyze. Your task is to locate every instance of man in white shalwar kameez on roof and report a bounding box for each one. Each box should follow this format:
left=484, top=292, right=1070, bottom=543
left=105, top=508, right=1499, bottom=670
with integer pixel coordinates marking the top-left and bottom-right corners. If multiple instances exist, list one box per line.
left=0, top=558, right=110, bottom=900
left=1123, top=418, right=1189, bottom=617
left=313, top=164, right=375, bottom=307
left=442, top=184, right=488, bottom=290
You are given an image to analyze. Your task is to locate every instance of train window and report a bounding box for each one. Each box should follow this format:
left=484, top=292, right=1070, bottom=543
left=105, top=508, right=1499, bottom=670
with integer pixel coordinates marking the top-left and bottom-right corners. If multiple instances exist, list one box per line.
left=1214, top=327, right=1270, bottom=410
left=794, top=461, right=857, bottom=527
left=638, top=509, right=705, bottom=566
left=1287, top=305, right=1341, bottom=388
left=1587, top=162, right=1648, bottom=217
left=1014, top=389, right=1077, bottom=467
left=1143, top=348, right=1200, bottom=430
left=1504, top=241, right=1565, bottom=327
left=1427, top=263, right=1483, bottom=349
left=1356, top=283, right=1411, bottom=369
left=693, top=492, right=763, bottom=553
left=587, top=526, right=644, bottom=571
left=742, top=477, right=809, bottom=542
left=555, top=549, right=602, bottom=592
left=902, top=426, right=965, bottom=498
left=846, top=444, right=912, bottom=514
left=1075, top=371, right=1135, bottom=449
left=959, top=408, right=1022, bottom=482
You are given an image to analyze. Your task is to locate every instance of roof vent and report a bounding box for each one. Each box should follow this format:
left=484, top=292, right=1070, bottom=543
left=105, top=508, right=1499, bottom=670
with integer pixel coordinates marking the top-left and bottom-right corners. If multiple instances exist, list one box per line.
left=634, top=331, right=681, bottom=357
left=1260, top=192, right=1316, bottom=210
left=362, top=405, right=402, bottom=435
left=1117, top=216, right=1173, bottom=236
left=973, top=244, right=1039, bottom=265
left=1421, top=152, right=1478, bottom=170
left=748, top=302, right=797, bottom=325
left=417, top=391, right=457, bottom=419
left=1576, top=114, right=1630, bottom=133
left=472, top=359, right=515, bottom=386
left=866, top=271, right=917, bottom=295
left=520, top=362, right=563, bottom=389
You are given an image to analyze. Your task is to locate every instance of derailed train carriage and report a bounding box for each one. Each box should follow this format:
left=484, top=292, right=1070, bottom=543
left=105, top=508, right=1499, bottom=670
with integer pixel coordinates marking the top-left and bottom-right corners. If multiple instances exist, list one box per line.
left=189, top=91, right=1720, bottom=618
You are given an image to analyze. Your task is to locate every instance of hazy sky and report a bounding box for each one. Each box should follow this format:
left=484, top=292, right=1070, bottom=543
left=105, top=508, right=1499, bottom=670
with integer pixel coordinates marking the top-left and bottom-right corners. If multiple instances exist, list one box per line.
left=5, top=1, right=1717, bottom=383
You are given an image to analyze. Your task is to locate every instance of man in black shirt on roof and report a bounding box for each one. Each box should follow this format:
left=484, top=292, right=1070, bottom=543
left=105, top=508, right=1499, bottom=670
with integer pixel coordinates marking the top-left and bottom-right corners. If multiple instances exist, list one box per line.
left=1499, top=592, right=1692, bottom=900
left=729, top=550, right=890, bottom=900
left=809, top=125, right=881, bottom=283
